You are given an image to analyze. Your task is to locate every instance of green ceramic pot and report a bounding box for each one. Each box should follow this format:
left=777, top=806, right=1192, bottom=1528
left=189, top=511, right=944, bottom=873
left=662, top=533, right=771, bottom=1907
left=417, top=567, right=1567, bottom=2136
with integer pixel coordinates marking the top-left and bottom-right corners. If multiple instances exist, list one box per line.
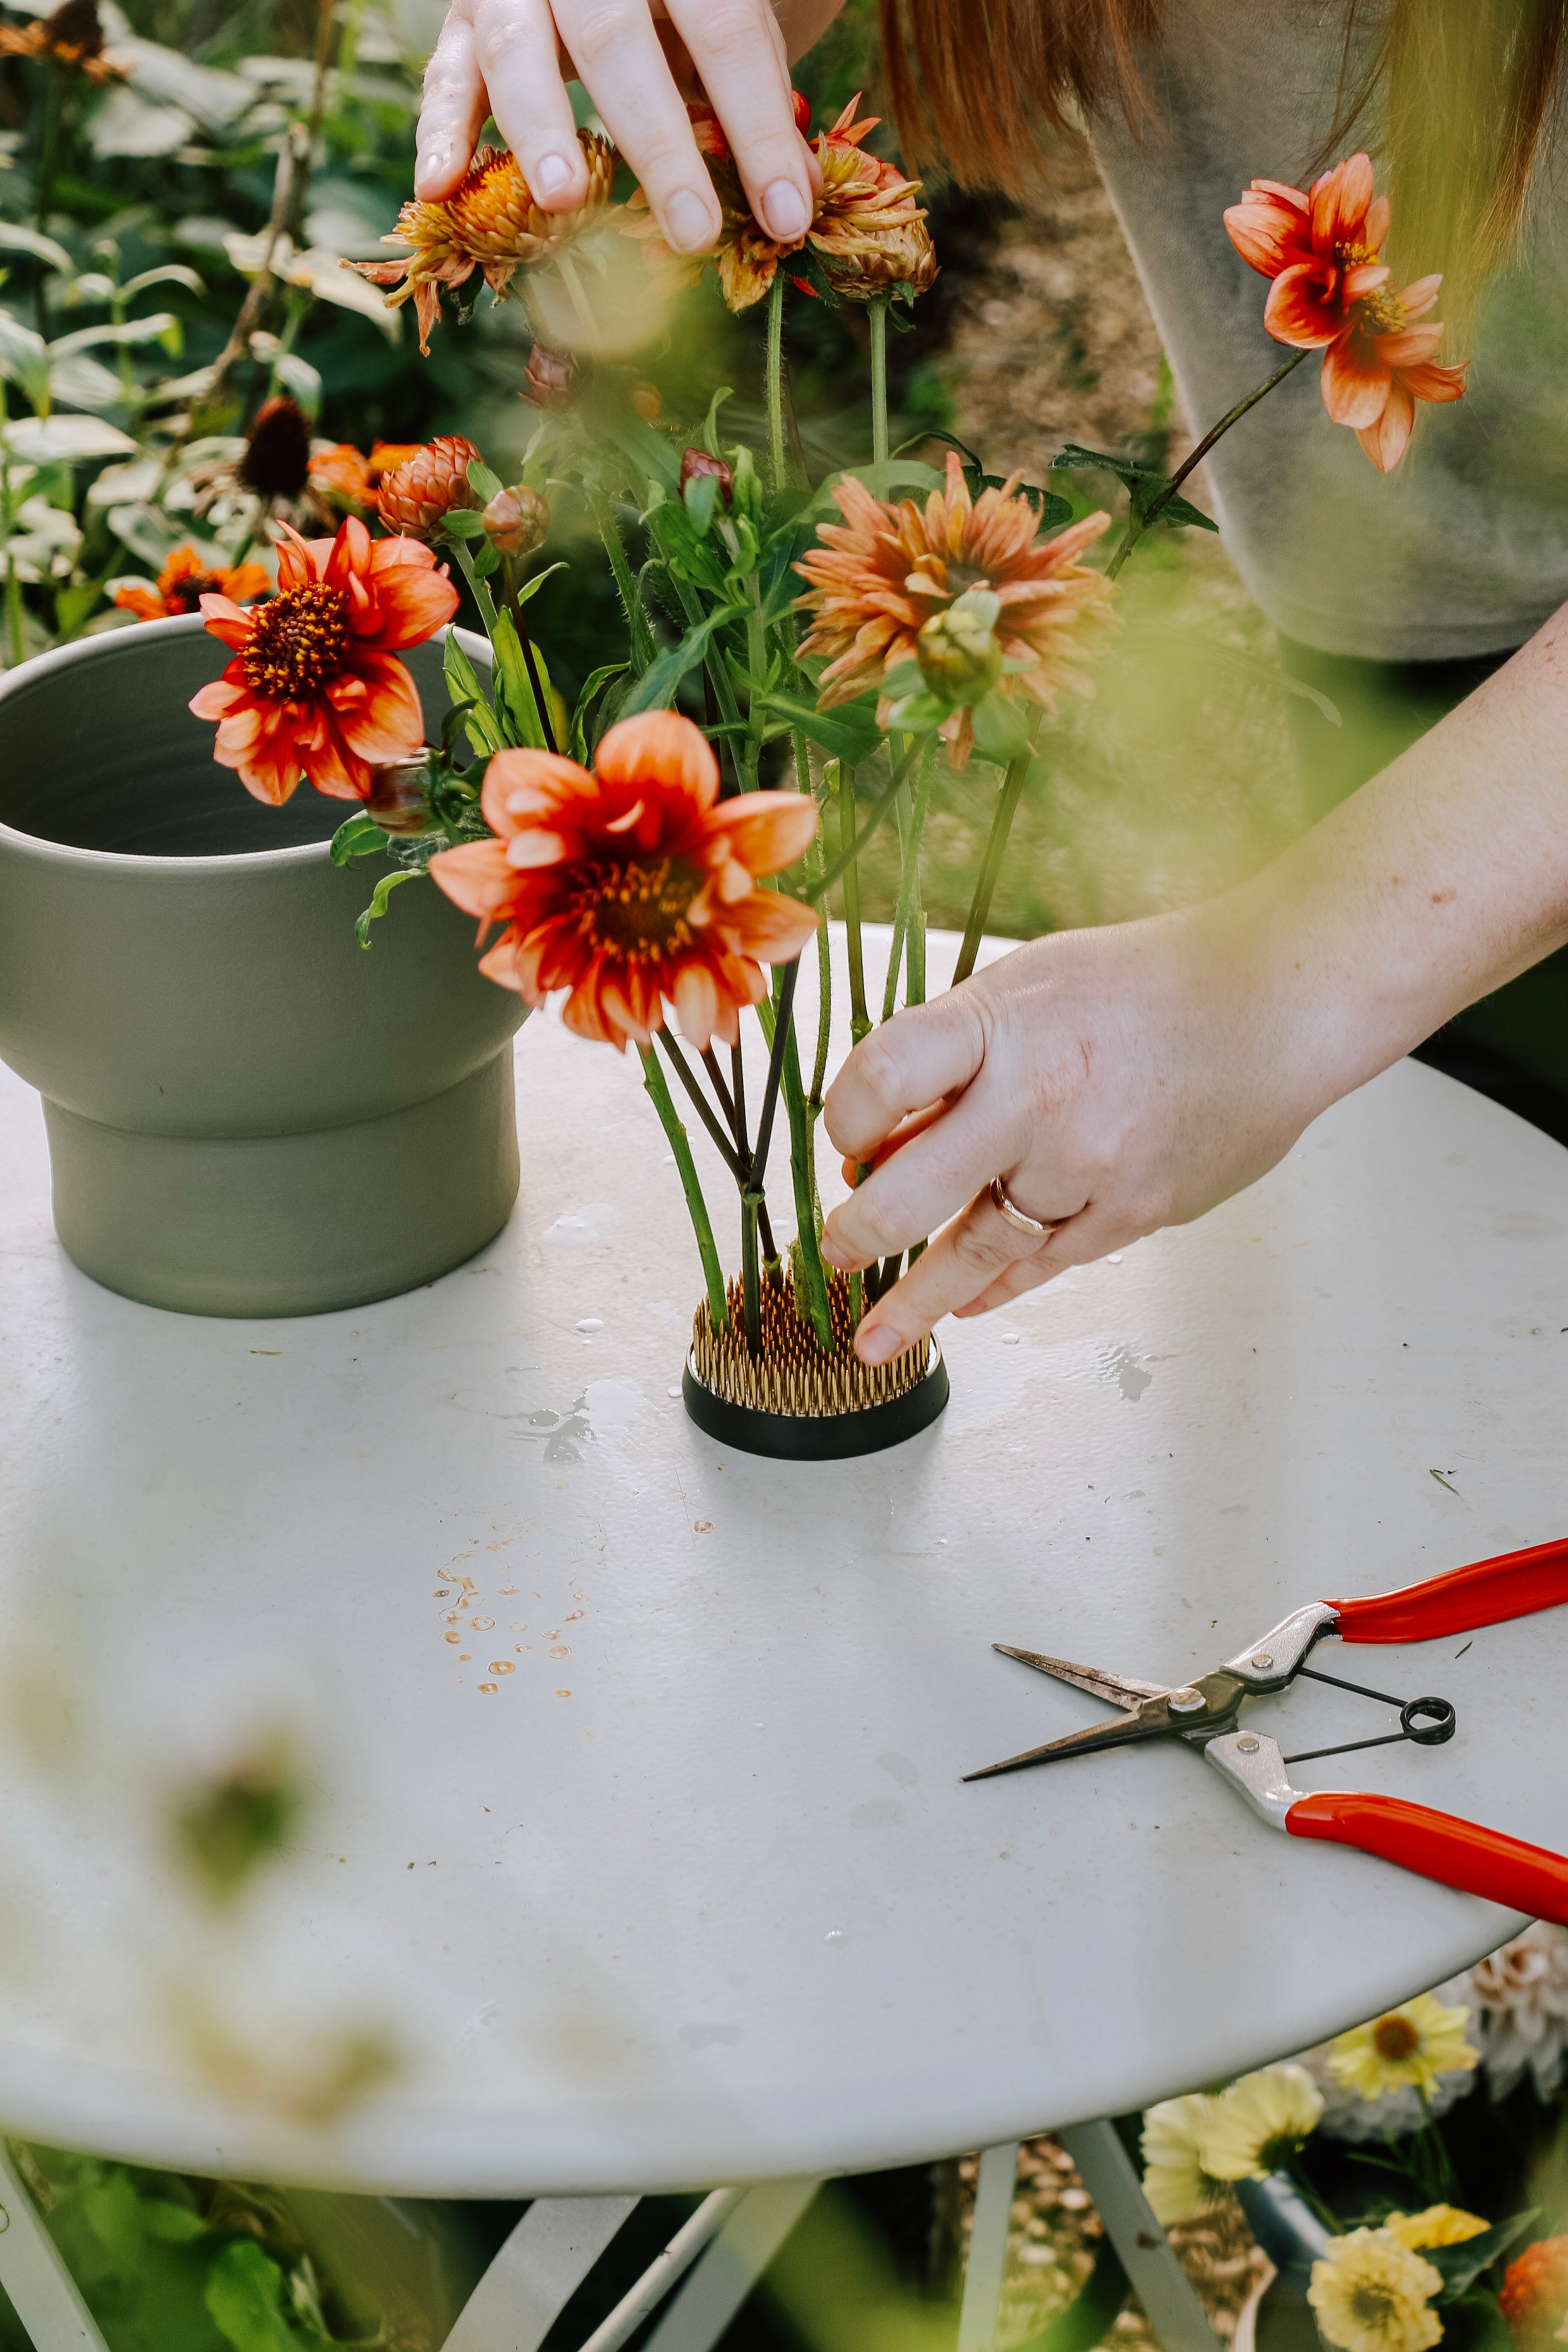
left=0, top=616, right=525, bottom=1317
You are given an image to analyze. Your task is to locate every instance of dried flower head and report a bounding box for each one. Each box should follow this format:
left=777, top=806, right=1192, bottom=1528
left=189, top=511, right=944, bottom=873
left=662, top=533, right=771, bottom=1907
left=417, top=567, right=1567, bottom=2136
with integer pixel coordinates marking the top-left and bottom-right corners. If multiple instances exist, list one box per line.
left=353, top=130, right=616, bottom=353
left=115, top=545, right=269, bottom=622
left=795, top=451, right=1115, bottom=766
left=523, top=342, right=582, bottom=410
left=0, top=0, right=125, bottom=80
left=625, top=95, right=930, bottom=315
left=1309, top=2230, right=1443, bottom=2352
left=189, top=516, right=457, bottom=804
left=426, top=713, right=820, bottom=1051
left=238, top=395, right=313, bottom=503
left=482, top=484, right=550, bottom=557
left=377, top=435, right=486, bottom=542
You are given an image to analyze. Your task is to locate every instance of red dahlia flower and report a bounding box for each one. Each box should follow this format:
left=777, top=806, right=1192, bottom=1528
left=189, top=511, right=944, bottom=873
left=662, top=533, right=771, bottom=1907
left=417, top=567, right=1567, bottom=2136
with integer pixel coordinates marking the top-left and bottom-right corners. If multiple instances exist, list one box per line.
left=427, top=712, right=820, bottom=1052
left=189, top=516, right=458, bottom=805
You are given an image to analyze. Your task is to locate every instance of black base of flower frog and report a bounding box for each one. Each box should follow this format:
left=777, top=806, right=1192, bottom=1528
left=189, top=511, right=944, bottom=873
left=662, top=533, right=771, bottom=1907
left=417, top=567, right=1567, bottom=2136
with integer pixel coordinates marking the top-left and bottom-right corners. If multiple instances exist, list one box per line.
left=681, top=1341, right=949, bottom=1461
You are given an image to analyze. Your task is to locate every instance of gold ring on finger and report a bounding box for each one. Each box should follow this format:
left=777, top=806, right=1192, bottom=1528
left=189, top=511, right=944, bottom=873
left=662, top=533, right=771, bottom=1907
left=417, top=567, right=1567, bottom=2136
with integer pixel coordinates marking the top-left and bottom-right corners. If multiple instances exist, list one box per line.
left=989, top=1175, right=1067, bottom=1240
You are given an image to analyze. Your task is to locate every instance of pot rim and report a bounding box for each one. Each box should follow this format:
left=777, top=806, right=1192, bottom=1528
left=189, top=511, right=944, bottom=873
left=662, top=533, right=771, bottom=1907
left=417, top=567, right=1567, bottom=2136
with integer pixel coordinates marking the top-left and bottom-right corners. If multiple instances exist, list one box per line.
left=0, top=614, right=488, bottom=875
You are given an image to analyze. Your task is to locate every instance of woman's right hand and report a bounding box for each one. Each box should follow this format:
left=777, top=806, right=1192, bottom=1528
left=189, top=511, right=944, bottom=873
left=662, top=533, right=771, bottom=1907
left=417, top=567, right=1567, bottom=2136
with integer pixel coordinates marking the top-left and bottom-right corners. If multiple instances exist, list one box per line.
left=414, top=0, right=836, bottom=260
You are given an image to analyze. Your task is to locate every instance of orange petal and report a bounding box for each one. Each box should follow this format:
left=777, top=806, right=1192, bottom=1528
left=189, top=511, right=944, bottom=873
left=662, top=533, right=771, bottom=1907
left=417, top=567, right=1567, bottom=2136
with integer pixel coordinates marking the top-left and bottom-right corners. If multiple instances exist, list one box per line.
left=354, top=559, right=460, bottom=650
left=1264, top=262, right=1344, bottom=348
left=672, top=961, right=722, bottom=1051
left=1321, top=332, right=1391, bottom=429
left=475, top=931, right=528, bottom=993
left=698, top=789, right=820, bottom=876
left=273, top=523, right=323, bottom=593
left=369, top=533, right=438, bottom=575
left=327, top=514, right=374, bottom=592
left=480, top=747, right=596, bottom=841
left=331, top=649, right=425, bottom=760
left=189, top=675, right=247, bottom=721
left=429, top=838, right=519, bottom=919
left=1401, top=358, right=1467, bottom=405
left=1375, top=324, right=1443, bottom=368
left=197, top=592, right=254, bottom=649
left=595, top=710, right=719, bottom=815
left=1397, top=274, right=1443, bottom=320
left=716, top=888, right=821, bottom=960
left=1356, top=378, right=1416, bottom=473
left=1223, top=189, right=1311, bottom=277
left=1312, top=152, right=1375, bottom=259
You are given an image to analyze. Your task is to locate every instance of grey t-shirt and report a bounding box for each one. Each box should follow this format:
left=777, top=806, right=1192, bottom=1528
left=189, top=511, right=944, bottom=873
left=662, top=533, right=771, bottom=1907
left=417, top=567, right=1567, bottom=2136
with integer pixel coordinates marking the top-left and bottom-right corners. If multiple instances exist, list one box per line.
left=1092, top=0, right=1568, bottom=660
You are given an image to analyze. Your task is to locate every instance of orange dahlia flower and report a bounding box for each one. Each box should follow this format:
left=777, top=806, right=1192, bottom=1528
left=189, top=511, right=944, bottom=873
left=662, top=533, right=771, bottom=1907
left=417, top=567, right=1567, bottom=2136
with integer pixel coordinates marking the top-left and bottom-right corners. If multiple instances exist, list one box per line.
left=1225, top=152, right=1466, bottom=471
left=427, top=713, right=820, bottom=1051
left=115, top=545, right=268, bottom=622
left=625, top=95, right=927, bottom=314
left=307, top=441, right=424, bottom=511
left=794, top=451, right=1115, bottom=766
left=352, top=131, right=616, bottom=353
left=1501, top=2237, right=1568, bottom=2345
left=189, top=516, right=458, bottom=806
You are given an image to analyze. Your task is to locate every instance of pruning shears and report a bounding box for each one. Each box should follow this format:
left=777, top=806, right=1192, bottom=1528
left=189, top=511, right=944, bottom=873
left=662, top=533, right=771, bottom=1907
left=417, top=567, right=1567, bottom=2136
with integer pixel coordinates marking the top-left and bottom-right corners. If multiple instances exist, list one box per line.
left=965, top=1537, right=1568, bottom=1924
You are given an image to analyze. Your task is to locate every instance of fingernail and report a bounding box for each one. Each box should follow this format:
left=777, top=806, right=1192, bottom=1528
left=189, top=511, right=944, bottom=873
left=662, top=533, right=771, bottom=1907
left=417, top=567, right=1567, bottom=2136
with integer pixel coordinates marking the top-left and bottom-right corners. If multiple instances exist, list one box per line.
left=856, top=1325, right=900, bottom=1366
left=533, top=150, right=573, bottom=196
left=415, top=144, right=450, bottom=188
left=665, top=187, right=716, bottom=253
left=819, top=1234, right=849, bottom=1268
left=762, top=178, right=809, bottom=239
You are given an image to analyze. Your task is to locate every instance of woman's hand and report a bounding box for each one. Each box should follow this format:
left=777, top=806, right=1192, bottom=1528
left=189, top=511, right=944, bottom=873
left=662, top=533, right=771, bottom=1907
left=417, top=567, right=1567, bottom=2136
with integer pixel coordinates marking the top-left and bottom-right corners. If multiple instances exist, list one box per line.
left=820, top=904, right=1330, bottom=1363
left=414, top=0, right=835, bottom=260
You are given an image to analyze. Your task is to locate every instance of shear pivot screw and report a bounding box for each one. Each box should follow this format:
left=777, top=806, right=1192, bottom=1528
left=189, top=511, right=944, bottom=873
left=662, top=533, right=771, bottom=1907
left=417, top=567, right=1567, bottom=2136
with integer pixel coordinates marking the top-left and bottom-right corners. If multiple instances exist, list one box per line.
left=1168, top=1687, right=1205, bottom=1713
left=1236, top=1736, right=1260, bottom=1754
left=1251, top=1653, right=1274, bottom=1670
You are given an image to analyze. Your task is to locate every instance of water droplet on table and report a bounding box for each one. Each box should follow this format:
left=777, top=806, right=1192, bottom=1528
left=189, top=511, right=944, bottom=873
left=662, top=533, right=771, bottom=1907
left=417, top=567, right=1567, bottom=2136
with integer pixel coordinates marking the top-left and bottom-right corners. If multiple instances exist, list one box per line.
left=576, top=1317, right=604, bottom=1332
left=824, top=1929, right=845, bottom=1945
left=1001, top=1331, right=1020, bottom=1346
left=667, top=1385, right=681, bottom=1399
left=1107, top=1252, right=1123, bottom=1264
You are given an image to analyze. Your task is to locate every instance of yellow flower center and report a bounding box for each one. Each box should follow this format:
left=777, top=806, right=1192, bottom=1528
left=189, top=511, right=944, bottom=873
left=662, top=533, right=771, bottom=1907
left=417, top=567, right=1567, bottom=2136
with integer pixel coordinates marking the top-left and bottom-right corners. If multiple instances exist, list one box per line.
left=242, top=581, right=350, bottom=700
left=1351, top=2286, right=1401, bottom=2326
left=1335, top=239, right=1380, bottom=268
left=569, top=857, right=698, bottom=962
left=1373, top=2015, right=1421, bottom=2061
left=1356, top=285, right=1408, bottom=337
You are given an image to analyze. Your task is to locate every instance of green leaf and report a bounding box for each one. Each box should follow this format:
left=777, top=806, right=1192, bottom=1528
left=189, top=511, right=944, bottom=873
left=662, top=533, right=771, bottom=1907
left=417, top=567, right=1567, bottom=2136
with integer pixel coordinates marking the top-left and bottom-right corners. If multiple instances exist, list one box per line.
left=439, top=506, right=488, bottom=540
left=757, top=690, right=884, bottom=765
left=513, top=558, right=568, bottom=609
left=1147, top=487, right=1218, bottom=533
left=471, top=539, right=499, bottom=579
left=52, top=579, right=102, bottom=636
left=443, top=631, right=502, bottom=756
left=569, top=661, right=630, bottom=764
left=140, top=2200, right=208, bottom=2243
left=795, top=459, right=944, bottom=530
left=329, top=812, right=389, bottom=866
left=1050, top=443, right=1216, bottom=533
left=619, top=607, right=741, bottom=715
left=0, top=223, right=75, bottom=279
left=700, top=384, right=734, bottom=459
left=355, top=867, right=418, bottom=948
left=489, top=606, right=548, bottom=750
left=884, top=689, right=948, bottom=734
left=205, top=2241, right=299, bottom=2352
left=969, top=691, right=1031, bottom=763
left=683, top=471, right=719, bottom=536
left=466, top=456, right=502, bottom=503
left=1426, top=2214, right=1537, bottom=2302
left=1052, top=442, right=1145, bottom=483
left=601, top=413, right=682, bottom=497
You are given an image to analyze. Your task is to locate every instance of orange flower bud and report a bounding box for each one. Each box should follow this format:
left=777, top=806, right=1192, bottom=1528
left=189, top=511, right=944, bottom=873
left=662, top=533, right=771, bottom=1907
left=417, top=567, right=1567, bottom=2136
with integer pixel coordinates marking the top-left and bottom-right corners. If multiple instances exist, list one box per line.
left=364, top=753, right=436, bottom=835
left=482, top=485, right=551, bottom=557
left=631, top=382, right=662, bottom=422
left=523, top=343, right=581, bottom=410
left=377, top=436, right=486, bottom=542
left=679, top=448, right=733, bottom=505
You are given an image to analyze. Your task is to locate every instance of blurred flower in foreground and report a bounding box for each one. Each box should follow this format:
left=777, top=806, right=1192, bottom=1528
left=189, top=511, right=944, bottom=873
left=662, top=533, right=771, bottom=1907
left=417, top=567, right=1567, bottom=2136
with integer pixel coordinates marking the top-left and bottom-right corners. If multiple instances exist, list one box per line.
left=1224, top=151, right=1465, bottom=472
left=1309, top=2229, right=1443, bottom=2352
left=1387, top=2208, right=1488, bottom=2253
left=352, top=131, right=616, bottom=353
left=115, top=545, right=268, bottom=622
left=795, top=450, right=1114, bottom=766
left=625, top=95, right=929, bottom=314
left=376, top=435, right=485, bottom=541
left=1468, top=1923, right=1568, bottom=2100
left=1140, top=2092, right=1228, bottom=2226
left=0, top=0, right=125, bottom=79
left=524, top=341, right=582, bottom=410
left=237, top=394, right=313, bottom=504
left=308, top=439, right=423, bottom=514
left=1501, top=2235, right=1568, bottom=2347
left=1326, top=1993, right=1478, bottom=2102
left=189, top=516, right=457, bottom=804
left=1198, top=2063, right=1323, bottom=2180
left=427, top=713, right=819, bottom=1050
left=172, top=1723, right=303, bottom=1905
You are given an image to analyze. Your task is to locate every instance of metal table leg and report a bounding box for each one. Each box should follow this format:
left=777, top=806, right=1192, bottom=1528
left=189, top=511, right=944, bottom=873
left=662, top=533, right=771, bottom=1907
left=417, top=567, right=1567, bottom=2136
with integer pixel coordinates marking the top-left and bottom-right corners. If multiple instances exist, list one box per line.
left=1059, top=2123, right=1220, bottom=2352
left=0, top=2144, right=109, bottom=2352
left=643, top=2180, right=821, bottom=2352
left=444, top=2195, right=638, bottom=2352
left=956, top=2141, right=1019, bottom=2352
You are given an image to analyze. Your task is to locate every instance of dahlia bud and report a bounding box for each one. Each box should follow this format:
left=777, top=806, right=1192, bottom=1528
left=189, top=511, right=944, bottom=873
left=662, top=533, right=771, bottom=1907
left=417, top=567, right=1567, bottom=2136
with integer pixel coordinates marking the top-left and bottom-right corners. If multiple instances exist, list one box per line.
left=523, top=343, right=581, bottom=410
left=631, top=383, right=663, bottom=423
left=482, top=484, right=550, bottom=557
left=237, top=395, right=312, bottom=502
left=363, top=753, right=435, bottom=835
left=916, top=589, right=1002, bottom=706
left=377, top=435, right=485, bottom=542
left=679, top=448, right=733, bottom=505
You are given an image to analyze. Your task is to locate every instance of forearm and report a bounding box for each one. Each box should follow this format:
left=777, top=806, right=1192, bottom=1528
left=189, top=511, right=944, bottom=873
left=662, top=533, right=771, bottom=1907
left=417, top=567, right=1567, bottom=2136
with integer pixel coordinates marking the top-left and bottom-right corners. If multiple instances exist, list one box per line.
left=1228, top=602, right=1568, bottom=1117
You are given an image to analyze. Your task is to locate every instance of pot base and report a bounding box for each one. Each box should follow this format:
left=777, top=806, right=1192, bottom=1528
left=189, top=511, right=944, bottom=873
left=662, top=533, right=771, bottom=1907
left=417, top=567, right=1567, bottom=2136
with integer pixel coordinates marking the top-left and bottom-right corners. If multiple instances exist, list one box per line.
left=682, top=1341, right=949, bottom=1460
left=45, top=1049, right=520, bottom=1317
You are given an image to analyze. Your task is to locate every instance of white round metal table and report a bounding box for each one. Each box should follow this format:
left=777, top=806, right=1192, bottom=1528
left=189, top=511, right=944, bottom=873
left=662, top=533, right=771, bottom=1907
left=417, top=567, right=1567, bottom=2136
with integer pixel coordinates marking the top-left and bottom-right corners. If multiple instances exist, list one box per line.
left=0, top=925, right=1563, bottom=2206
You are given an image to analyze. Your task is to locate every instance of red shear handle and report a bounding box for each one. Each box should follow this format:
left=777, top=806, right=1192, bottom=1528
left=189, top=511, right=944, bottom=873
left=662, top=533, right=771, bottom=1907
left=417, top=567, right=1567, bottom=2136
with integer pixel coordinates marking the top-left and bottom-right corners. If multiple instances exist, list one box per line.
left=1327, top=1536, right=1568, bottom=1644
left=1287, top=1791, right=1568, bottom=1925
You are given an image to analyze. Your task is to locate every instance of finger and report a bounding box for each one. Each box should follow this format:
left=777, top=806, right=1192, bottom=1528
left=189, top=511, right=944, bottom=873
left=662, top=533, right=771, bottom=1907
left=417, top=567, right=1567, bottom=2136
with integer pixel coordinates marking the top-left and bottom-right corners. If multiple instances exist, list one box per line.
left=824, top=1077, right=1074, bottom=1270
left=555, top=0, right=722, bottom=253
left=950, top=1219, right=1118, bottom=1317
left=851, top=1188, right=1065, bottom=1363
left=664, top=0, right=816, bottom=243
left=838, top=1099, right=946, bottom=1185
left=416, top=3, right=490, bottom=199
left=824, top=990, right=989, bottom=1162
left=469, top=0, right=591, bottom=211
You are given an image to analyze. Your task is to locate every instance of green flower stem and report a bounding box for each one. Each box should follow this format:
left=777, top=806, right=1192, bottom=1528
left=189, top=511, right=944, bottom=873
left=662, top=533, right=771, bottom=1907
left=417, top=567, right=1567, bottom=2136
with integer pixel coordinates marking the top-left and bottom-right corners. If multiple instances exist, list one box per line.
left=641, top=1045, right=727, bottom=1329
left=882, top=735, right=936, bottom=1022
left=953, top=742, right=1034, bottom=986
left=869, top=295, right=890, bottom=468
left=450, top=536, right=502, bottom=633
left=1284, top=2160, right=1341, bottom=2238
left=780, top=1013, right=834, bottom=1351
left=765, top=267, right=787, bottom=495
left=740, top=1188, right=762, bottom=1355
left=1106, top=346, right=1309, bottom=581
left=835, top=764, right=871, bottom=1049
left=502, top=554, right=559, bottom=754
left=671, top=566, right=745, bottom=757
left=554, top=250, right=600, bottom=347
left=585, top=478, right=654, bottom=674
left=655, top=1029, right=745, bottom=1183
left=801, top=735, right=924, bottom=906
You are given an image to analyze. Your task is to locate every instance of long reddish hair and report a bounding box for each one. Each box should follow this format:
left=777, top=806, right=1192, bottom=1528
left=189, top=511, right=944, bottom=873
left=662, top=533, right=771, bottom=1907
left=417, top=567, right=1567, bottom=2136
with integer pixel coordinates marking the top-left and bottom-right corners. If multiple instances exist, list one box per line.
left=880, top=0, right=1567, bottom=310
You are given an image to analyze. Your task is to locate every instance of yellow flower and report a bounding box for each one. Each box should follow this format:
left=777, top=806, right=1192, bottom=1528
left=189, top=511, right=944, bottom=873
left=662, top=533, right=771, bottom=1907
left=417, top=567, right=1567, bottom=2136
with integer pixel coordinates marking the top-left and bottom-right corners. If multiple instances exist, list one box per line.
left=1309, top=2229, right=1444, bottom=2352
left=1198, top=2065, right=1324, bottom=2180
left=1140, top=2093, right=1228, bottom=2226
left=352, top=132, right=616, bottom=353
left=1387, top=2208, right=1489, bottom=2252
left=1328, top=1994, right=1479, bottom=2102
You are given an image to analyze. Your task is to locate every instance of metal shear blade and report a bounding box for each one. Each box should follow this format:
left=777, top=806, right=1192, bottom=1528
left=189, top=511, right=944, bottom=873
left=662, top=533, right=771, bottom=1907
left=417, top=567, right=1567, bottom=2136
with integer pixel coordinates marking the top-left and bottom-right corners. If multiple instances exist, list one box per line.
left=963, top=1646, right=1244, bottom=1781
